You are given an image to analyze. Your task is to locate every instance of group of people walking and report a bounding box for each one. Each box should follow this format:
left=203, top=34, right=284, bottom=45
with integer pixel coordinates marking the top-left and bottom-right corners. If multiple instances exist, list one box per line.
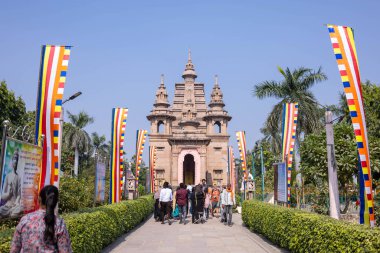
left=154, top=179, right=236, bottom=227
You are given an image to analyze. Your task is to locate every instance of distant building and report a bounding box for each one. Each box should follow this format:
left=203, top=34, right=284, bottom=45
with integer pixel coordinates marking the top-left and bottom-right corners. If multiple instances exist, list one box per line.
left=147, top=52, right=231, bottom=188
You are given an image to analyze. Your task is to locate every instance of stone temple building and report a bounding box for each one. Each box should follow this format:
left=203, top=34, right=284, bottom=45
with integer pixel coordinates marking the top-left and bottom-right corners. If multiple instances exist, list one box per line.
left=147, top=53, right=232, bottom=188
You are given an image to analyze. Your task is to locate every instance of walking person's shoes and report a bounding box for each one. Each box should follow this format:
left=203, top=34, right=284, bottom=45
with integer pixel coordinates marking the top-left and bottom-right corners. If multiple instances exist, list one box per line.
left=161, top=221, right=165, bottom=224
left=224, top=222, right=227, bottom=226
left=228, top=223, right=232, bottom=227
left=179, top=219, right=183, bottom=224
left=168, top=220, right=172, bottom=225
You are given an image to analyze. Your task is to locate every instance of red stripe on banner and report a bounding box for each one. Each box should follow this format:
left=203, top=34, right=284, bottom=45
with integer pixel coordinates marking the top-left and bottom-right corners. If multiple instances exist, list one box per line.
left=343, top=28, right=362, bottom=98
left=354, top=129, right=361, bottom=135
left=59, top=82, right=65, bottom=88
left=54, top=112, right=60, bottom=118
left=340, top=70, right=347, bottom=76
left=40, top=47, right=56, bottom=189
left=362, top=161, right=367, bottom=168
left=63, top=55, right=69, bottom=60
left=347, top=99, right=355, bottom=105
left=113, top=109, right=121, bottom=202
left=333, top=43, right=339, bottom=48
left=285, top=105, right=291, bottom=156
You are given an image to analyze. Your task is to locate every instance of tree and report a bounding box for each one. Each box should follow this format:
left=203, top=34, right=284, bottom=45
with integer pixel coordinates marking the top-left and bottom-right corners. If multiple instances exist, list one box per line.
left=0, top=81, right=27, bottom=138
left=91, top=132, right=109, bottom=158
left=64, top=111, right=94, bottom=176
left=129, top=154, right=148, bottom=190
left=336, top=81, right=380, bottom=138
left=253, top=67, right=327, bottom=153
left=300, top=123, right=380, bottom=214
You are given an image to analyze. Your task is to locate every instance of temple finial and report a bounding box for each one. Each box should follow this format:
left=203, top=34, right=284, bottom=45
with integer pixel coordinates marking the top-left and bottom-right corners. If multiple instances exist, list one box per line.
left=188, top=48, right=192, bottom=62
left=214, top=75, right=219, bottom=86
left=160, top=74, right=164, bottom=85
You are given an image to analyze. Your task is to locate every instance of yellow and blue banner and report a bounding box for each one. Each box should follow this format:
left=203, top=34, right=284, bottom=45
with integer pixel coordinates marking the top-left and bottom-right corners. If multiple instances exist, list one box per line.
left=149, top=146, right=157, bottom=193
left=228, top=146, right=235, bottom=192
left=327, top=24, right=374, bottom=226
left=135, top=130, right=148, bottom=186
left=236, top=131, right=247, bottom=182
left=34, top=45, right=71, bottom=189
left=109, top=108, right=128, bottom=203
left=281, top=103, right=299, bottom=206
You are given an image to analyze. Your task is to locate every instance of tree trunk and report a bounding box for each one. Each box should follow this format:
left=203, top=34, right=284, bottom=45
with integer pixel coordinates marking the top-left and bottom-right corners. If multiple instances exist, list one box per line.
left=74, top=147, right=79, bottom=176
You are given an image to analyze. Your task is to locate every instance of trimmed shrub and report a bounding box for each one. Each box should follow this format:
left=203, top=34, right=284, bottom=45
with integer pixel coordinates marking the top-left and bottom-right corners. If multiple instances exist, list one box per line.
left=242, top=200, right=380, bottom=253
left=0, top=195, right=154, bottom=253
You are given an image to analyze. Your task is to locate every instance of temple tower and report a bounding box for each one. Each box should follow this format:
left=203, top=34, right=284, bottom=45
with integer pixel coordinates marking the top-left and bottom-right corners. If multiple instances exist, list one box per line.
left=147, top=52, right=231, bottom=188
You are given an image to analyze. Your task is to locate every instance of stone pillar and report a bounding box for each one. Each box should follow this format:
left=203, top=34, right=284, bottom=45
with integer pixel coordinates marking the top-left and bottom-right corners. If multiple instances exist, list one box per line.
left=172, top=147, right=179, bottom=186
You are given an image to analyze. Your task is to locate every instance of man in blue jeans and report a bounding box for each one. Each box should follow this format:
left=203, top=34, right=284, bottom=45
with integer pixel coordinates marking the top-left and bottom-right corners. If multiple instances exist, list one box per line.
left=176, top=183, right=188, bottom=225
left=222, top=183, right=235, bottom=227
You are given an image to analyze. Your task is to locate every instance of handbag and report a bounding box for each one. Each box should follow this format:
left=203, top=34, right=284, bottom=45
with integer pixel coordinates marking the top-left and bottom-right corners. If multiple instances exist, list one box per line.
left=172, top=204, right=179, bottom=217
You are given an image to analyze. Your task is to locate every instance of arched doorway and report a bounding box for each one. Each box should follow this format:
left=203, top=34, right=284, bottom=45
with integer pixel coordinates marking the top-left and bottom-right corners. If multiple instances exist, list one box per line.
left=183, top=154, right=195, bottom=185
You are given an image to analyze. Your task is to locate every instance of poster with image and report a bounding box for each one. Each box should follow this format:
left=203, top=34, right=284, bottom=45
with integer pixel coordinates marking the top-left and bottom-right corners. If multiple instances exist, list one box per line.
left=95, top=161, right=106, bottom=202
left=277, top=162, right=287, bottom=203
left=0, top=138, right=42, bottom=219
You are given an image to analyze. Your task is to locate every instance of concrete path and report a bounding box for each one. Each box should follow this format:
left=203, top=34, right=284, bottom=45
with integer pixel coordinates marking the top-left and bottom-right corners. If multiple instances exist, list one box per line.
left=102, top=213, right=287, bottom=253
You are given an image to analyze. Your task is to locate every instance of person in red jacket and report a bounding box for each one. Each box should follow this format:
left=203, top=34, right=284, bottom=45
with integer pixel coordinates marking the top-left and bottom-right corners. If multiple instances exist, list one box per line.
left=176, top=183, right=188, bottom=225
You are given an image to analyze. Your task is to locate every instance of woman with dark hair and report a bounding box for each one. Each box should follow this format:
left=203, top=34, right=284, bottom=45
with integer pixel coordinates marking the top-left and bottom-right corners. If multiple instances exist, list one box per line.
left=191, top=184, right=205, bottom=224
left=11, top=185, right=72, bottom=252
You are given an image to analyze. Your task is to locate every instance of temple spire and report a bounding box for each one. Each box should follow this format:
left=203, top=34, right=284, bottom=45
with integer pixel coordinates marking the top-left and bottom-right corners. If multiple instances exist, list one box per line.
left=160, top=74, right=164, bottom=86
left=182, top=50, right=197, bottom=80
left=209, top=74, right=225, bottom=110
left=154, top=74, right=169, bottom=108
left=214, top=74, right=219, bottom=87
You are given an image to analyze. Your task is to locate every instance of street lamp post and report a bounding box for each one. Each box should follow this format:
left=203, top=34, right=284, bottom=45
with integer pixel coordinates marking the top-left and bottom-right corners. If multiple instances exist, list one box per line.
left=59, top=92, right=82, bottom=177
left=93, top=150, right=98, bottom=207
left=260, top=145, right=265, bottom=201
left=252, top=151, right=256, bottom=199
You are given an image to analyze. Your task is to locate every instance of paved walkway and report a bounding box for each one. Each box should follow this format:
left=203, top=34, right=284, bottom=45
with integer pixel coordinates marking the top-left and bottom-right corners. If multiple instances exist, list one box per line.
left=103, top=213, right=287, bottom=253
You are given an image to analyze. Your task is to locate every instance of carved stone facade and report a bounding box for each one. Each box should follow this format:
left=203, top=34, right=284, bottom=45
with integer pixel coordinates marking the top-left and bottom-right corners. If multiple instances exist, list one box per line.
left=147, top=53, right=231, bottom=188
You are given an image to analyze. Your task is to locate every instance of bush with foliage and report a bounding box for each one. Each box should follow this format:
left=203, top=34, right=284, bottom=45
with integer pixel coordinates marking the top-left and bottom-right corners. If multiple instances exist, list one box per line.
left=0, top=195, right=154, bottom=252
left=242, top=200, right=380, bottom=252
left=59, top=176, right=95, bottom=213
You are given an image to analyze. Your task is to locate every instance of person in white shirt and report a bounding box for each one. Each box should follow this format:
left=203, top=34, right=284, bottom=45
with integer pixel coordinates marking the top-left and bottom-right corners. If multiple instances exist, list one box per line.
left=159, top=182, right=173, bottom=225
left=222, top=183, right=236, bottom=227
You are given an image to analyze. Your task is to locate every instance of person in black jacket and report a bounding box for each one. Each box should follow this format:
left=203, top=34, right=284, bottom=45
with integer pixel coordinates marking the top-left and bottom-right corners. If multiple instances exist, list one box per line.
left=191, top=184, right=205, bottom=224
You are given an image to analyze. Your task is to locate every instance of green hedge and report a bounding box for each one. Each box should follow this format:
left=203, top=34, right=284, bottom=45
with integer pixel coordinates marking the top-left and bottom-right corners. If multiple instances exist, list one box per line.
left=0, top=195, right=154, bottom=252
left=242, top=200, right=380, bottom=253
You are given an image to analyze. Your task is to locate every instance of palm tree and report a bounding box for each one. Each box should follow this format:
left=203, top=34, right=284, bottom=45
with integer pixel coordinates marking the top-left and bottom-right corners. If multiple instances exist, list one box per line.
left=254, top=66, right=327, bottom=154
left=92, top=132, right=109, bottom=158
left=64, top=111, right=94, bottom=176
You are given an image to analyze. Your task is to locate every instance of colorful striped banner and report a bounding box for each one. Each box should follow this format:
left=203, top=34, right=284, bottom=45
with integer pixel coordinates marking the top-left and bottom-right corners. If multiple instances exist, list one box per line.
left=34, top=45, right=71, bottom=189
left=236, top=131, right=247, bottom=181
left=109, top=108, right=128, bottom=203
left=135, top=129, right=148, bottom=186
left=327, top=24, right=375, bottom=227
left=149, top=146, right=157, bottom=193
left=281, top=103, right=299, bottom=206
left=228, top=146, right=236, bottom=193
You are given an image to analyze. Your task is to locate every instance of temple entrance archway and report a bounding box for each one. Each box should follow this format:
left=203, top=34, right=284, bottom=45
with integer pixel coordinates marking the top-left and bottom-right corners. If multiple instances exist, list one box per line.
left=183, top=154, right=195, bottom=185
left=178, top=149, right=201, bottom=185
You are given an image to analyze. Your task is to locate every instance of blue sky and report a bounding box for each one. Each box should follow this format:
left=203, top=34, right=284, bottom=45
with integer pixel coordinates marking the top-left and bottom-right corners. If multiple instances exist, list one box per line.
left=1, top=1, right=379, bottom=161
